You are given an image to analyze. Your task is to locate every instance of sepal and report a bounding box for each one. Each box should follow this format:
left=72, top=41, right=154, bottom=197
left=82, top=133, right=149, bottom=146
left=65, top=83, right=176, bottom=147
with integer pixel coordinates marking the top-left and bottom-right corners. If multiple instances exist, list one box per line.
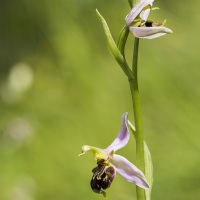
left=129, top=26, right=172, bottom=39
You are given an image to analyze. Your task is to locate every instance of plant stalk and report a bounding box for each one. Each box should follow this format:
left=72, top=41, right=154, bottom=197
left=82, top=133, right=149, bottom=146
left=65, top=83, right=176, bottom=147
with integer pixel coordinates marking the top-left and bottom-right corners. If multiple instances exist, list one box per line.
left=129, top=38, right=145, bottom=200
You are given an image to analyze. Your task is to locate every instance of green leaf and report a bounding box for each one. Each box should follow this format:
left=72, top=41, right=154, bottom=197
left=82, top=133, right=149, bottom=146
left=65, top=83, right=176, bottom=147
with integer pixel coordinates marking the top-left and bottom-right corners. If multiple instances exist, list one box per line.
left=144, top=141, right=153, bottom=200
left=117, top=25, right=129, bottom=58
left=96, top=9, right=133, bottom=79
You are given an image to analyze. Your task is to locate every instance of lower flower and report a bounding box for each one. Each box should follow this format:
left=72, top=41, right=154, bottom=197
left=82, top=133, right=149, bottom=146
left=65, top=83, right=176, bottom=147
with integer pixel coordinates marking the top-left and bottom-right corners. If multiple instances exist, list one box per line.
left=79, top=113, right=149, bottom=196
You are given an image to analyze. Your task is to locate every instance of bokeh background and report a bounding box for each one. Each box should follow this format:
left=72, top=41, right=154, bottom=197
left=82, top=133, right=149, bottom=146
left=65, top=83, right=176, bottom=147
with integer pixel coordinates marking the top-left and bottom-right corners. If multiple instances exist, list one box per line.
left=0, top=0, right=200, bottom=200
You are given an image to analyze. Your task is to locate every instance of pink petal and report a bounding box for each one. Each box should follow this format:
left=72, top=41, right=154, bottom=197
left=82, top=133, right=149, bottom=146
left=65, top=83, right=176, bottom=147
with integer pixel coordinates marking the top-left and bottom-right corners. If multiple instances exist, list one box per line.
left=110, top=154, right=149, bottom=189
left=129, top=26, right=172, bottom=39
left=140, top=7, right=151, bottom=22
left=106, top=113, right=129, bottom=153
left=125, top=0, right=154, bottom=26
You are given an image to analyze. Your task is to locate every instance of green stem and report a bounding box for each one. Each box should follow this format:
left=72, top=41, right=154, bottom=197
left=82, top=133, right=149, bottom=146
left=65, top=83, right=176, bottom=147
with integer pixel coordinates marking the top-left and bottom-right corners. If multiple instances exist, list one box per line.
left=129, top=38, right=145, bottom=200
left=117, top=25, right=129, bottom=58
left=128, top=1, right=145, bottom=200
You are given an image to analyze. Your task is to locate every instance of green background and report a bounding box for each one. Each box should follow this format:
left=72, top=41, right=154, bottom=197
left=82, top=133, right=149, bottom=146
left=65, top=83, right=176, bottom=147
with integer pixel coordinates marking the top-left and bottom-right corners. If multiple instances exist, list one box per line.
left=0, top=0, right=200, bottom=199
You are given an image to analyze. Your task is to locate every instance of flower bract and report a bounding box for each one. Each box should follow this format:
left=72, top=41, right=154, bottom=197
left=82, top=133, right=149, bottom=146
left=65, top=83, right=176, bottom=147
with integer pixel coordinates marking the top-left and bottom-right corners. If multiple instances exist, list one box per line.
left=79, top=113, right=149, bottom=196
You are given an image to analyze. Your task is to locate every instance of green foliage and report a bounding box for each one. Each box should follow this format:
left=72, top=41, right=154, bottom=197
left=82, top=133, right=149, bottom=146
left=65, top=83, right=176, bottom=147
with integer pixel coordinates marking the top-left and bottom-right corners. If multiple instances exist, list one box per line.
left=144, top=142, right=153, bottom=200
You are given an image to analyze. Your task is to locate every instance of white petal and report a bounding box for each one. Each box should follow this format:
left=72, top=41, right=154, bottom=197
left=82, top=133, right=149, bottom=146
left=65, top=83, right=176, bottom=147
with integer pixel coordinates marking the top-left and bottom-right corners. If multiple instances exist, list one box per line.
left=126, top=0, right=154, bottom=26
left=129, top=26, right=172, bottom=39
left=106, top=113, right=129, bottom=153
left=110, top=154, right=149, bottom=189
left=140, top=7, right=151, bottom=22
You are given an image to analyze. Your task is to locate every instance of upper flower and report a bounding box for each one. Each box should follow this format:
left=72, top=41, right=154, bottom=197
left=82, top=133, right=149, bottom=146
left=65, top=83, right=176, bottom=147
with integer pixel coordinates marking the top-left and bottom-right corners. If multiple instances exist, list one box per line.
left=79, top=113, right=149, bottom=196
left=125, top=0, right=172, bottom=39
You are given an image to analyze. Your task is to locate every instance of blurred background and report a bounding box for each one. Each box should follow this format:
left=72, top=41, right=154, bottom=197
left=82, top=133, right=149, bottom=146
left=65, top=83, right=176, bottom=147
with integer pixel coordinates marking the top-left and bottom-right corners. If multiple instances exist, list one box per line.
left=0, top=0, right=200, bottom=199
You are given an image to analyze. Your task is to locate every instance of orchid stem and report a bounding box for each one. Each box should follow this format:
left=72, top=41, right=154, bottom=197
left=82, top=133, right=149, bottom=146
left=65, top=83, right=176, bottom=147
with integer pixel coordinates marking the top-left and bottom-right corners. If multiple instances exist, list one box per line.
left=127, top=1, right=145, bottom=199
left=128, top=38, right=145, bottom=200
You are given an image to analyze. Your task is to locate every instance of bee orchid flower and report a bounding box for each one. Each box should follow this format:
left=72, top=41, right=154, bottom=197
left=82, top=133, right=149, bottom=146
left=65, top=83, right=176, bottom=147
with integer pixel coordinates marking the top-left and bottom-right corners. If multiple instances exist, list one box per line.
left=125, top=0, right=172, bottom=39
left=79, top=113, right=149, bottom=196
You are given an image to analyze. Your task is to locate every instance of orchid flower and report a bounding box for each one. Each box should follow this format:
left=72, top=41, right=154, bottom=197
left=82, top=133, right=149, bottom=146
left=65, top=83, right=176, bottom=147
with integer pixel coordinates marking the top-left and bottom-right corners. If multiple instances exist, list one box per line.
left=125, top=0, right=172, bottom=39
left=79, top=113, right=149, bottom=196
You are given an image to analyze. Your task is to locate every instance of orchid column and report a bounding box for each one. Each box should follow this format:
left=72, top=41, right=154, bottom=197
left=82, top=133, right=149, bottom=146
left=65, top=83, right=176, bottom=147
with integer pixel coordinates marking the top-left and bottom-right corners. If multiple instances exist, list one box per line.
left=80, top=0, right=172, bottom=200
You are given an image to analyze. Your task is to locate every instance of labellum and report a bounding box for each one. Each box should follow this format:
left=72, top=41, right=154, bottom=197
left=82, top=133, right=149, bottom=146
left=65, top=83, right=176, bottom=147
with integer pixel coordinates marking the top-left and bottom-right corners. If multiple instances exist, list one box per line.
left=90, top=160, right=116, bottom=196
